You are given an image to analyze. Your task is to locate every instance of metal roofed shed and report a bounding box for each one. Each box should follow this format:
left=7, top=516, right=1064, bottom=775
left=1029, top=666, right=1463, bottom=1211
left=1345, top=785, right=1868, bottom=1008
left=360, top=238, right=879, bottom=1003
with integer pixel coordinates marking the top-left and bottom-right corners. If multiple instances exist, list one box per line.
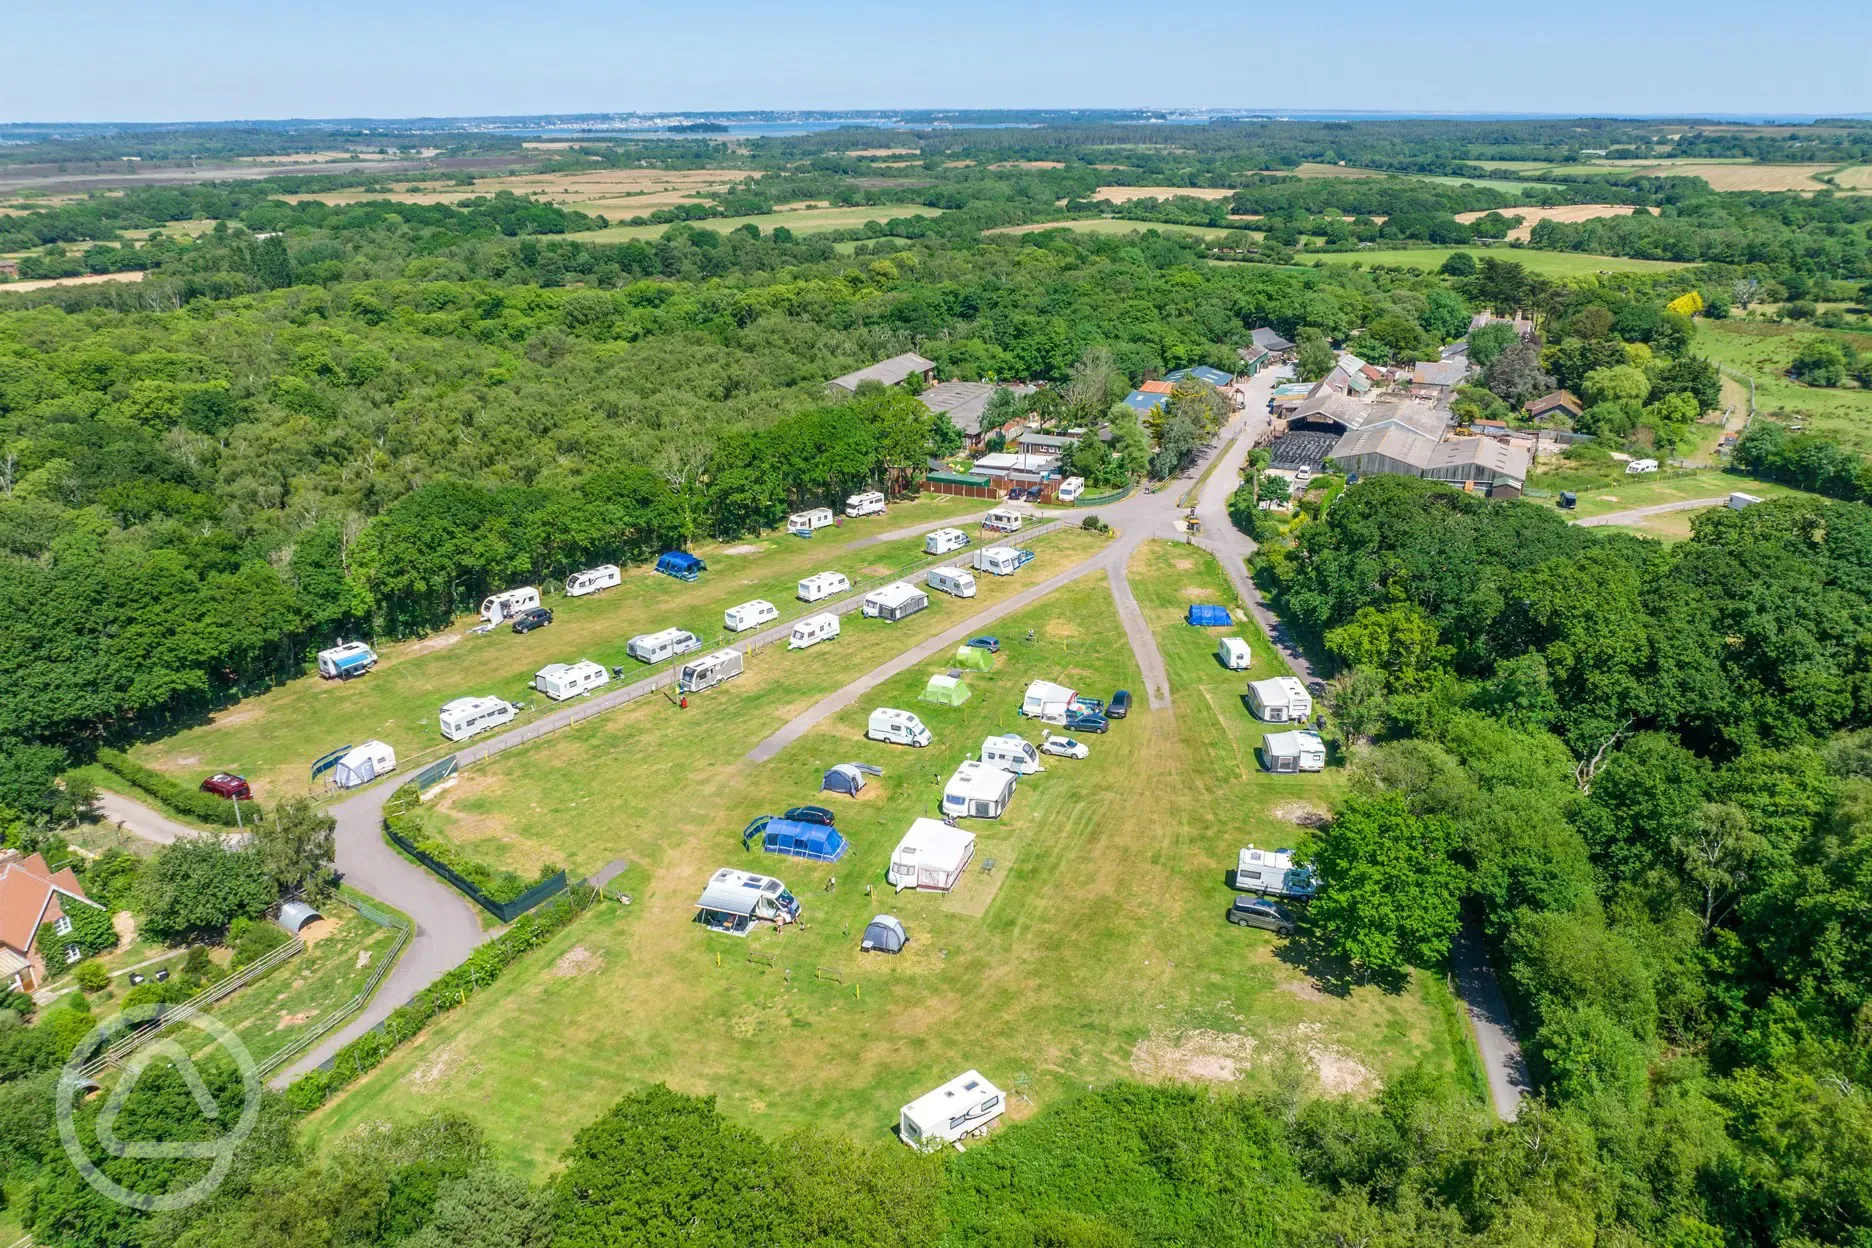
left=1122, top=389, right=1171, bottom=414
left=899, top=1070, right=1005, bottom=1152
left=1164, top=364, right=1234, bottom=388
left=1187, top=603, right=1232, bottom=627
left=862, top=914, right=906, bottom=954
left=920, top=674, right=971, bottom=706
left=694, top=868, right=800, bottom=936
left=828, top=352, right=937, bottom=394
left=744, top=816, right=849, bottom=862
left=888, top=818, right=977, bottom=891
left=331, top=740, right=397, bottom=789
left=1263, top=729, right=1327, bottom=773
left=276, top=900, right=324, bottom=934
left=1251, top=327, right=1295, bottom=352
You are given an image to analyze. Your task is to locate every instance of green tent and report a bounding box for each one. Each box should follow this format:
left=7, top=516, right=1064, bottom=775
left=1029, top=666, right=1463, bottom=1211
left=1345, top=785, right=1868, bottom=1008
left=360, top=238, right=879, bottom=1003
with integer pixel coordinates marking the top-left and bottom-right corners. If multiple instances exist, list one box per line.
left=954, top=644, right=993, bottom=671
left=920, top=674, right=972, bottom=706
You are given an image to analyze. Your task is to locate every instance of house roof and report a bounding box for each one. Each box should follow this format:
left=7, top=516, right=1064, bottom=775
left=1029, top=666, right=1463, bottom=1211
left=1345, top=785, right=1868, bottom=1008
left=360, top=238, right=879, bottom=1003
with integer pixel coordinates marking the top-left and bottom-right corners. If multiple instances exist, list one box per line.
left=1525, top=389, right=1583, bottom=416
left=0, top=852, right=91, bottom=954
left=1251, top=327, right=1295, bottom=351
left=1164, top=365, right=1234, bottom=387
left=1427, top=435, right=1532, bottom=484
left=1362, top=400, right=1450, bottom=440
left=1237, top=344, right=1271, bottom=365
left=1330, top=423, right=1439, bottom=471
left=1470, top=312, right=1536, bottom=338
left=1123, top=390, right=1170, bottom=414
left=828, top=352, right=937, bottom=393
left=1412, top=360, right=1470, bottom=388
left=1137, top=379, right=1175, bottom=395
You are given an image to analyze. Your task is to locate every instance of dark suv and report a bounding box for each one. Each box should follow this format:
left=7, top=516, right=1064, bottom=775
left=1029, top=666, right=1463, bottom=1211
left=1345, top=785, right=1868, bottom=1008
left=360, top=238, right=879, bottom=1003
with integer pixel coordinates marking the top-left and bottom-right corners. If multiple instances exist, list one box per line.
left=199, top=773, right=252, bottom=801
left=511, top=606, right=554, bottom=634
left=1227, top=897, right=1294, bottom=936
left=1108, top=689, right=1132, bottom=719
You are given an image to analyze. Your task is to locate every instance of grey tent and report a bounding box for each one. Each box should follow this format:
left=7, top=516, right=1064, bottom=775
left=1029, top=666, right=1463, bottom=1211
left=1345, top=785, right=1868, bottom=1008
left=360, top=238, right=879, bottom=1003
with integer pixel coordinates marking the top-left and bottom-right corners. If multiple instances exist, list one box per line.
left=821, top=762, right=882, bottom=797
left=861, top=914, right=907, bottom=954
left=275, top=901, right=324, bottom=934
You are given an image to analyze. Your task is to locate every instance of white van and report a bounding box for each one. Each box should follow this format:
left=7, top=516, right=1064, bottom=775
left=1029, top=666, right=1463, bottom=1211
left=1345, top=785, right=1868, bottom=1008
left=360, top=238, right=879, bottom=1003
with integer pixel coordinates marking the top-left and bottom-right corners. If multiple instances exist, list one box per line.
left=534, top=659, right=610, bottom=701
left=788, top=507, right=836, bottom=537
left=925, top=527, right=970, bottom=555
left=438, top=696, right=516, bottom=742
left=564, top=565, right=621, bottom=597
left=797, top=571, right=852, bottom=603
left=679, top=648, right=744, bottom=694
left=480, top=587, right=540, bottom=624
left=845, top=491, right=887, bottom=518
left=973, top=546, right=1033, bottom=576
left=1218, top=637, right=1252, bottom=671
left=983, top=507, right=1023, bottom=533
left=789, top=612, right=841, bottom=650
left=724, top=599, right=780, bottom=632
left=1235, top=844, right=1318, bottom=899
left=981, top=734, right=1043, bottom=776
left=927, top=566, right=977, bottom=598
left=1057, top=476, right=1085, bottom=503
left=868, top=707, right=932, bottom=747
left=626, top=628, right=702, bottom=664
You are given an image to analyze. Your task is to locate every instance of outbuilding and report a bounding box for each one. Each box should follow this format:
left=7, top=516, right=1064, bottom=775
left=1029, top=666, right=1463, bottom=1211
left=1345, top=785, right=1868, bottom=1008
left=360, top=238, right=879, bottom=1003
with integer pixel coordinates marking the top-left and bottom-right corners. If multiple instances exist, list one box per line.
left=863, top=582, right=930, bottom=622
left=535, top=659, right=610, bottom=700
left=888, top=818, right=977, bottom=891
left=941, top=761, right=1017, bottom=820
left=332, top=740, right=396, bottom=789
left=1263, top=729, right=1327, bottom=773
left=1247, top=676, right=1312, bottom=723
left=275, top=901, right=325, bottom=935
left=899, top=1071, right=1005, bottom=1151
left=862, top=914, right=906, bottom=954
left=678, top=648, right=744, bottom=694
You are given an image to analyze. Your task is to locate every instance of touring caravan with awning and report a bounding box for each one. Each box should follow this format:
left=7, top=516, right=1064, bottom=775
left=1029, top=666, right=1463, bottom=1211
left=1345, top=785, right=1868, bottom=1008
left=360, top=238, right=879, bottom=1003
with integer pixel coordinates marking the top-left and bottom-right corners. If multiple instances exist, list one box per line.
left=845, top=492, right=887, bottom=517
left=862, top=582, right=929, bottom=622
left=798, top=571, right=851, bottom=603
left=1020, top=680, right=1078, bottom=723
left=317, top=641, right=377, bottom=681
left=1247, top=677, right=1313, bottom=723
left=627, top=628, right=702, bottom=664
left=900, top=1071, right=1004, bottom=1151
left=564, top=564, right=621, bottom=597
left=480, top=587, right=540, bottom=624
left=679, top=648, right=744, bottom=694
left=941, top=760, right=1018, bottom=820
left=724, top=599, right=779, bottom=632
left=331, top=740, right=396, bottom=789
left=983, top=508, right=1023, bottom=533
left=1263, top=729, right=1327, bottom=774
left=972, top=546, right=1033, bottom=577
left=867, top=708, right=931, bottom=747
left=925, top=527, right=969, bottom=555
left=927, top=566, right=976, bottom=598
left=788, top=508, right=836, bottom=537
left=534, top=659, right=610, bottom=700
left=438, top=696, right=516, bottom=742
left=789, top=613, right=841, bottom=650
left=888, top=818, right=976, bottom=891
left=694, top=868, right=800, bottom=936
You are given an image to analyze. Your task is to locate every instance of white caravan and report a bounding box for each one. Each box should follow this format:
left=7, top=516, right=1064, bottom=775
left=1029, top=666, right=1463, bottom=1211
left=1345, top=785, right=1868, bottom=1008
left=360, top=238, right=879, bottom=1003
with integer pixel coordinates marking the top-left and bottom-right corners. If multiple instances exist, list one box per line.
left=972, top=546, right=1031, bottom=576
left=888, top=819, right=976, bottom=892
left=316, top=640, right=378, bottom=680
left=983, top=507, right=1024, bottom=533
left=724, top=599, right=780, bottom=632
left=845, top=491, right=887, bottom=517
left=1235, top=844, right=1318, bottom=899
left=927, top=566, right=977, bottom=598
left=788, top=507, right=836, bottom=536
left=867, top=707, right=932, bottom=748
left=941, top=760, right=1018, bottom=820
left=564, top=564, right=621, bottom=597
left=981, top=734, right=1043, bottom=776
left=1625, top=458, right=1659, bottom=475
left=679, top=648, right=744, bottom=694
left=1264, top=729, right=1328, bottom=774
left=438, top=696, right=516, bottom=742
left=480, top=587, right=540, bottom=624
left=534, top=659, right=610, bottom=701
left=1218, top=637, right=1252, bottom=671
left=789, top=612, right=841, bottom=650
left=1057, top=476, right=1085, bottom=503
left=1020, top=680, right=1078, bottom=723
left=797, top=571, right=852, bottom=603
left=694, top=868, right=800, bottom=936
left=900, top=1071, right=1005, bottom=1152
left=862, top=582, right=929, bottom=622
left=925, top=527, right=970, bottom=555
left=626, top=628, right=702, bottom=664
left=1247, top=676, right=1313, bottom=723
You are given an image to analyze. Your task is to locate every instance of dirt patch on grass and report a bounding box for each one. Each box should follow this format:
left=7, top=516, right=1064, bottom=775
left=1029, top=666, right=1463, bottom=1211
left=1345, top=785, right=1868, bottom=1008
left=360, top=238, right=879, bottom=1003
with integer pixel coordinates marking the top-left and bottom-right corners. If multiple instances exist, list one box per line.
left=1310, top=1045, right=1379, bottom=1097
left=1277, top=977, right=1331, bottom=1003
left=1270, top=800, right=1330, bottom=827
left=113, top=911, right=137, bottom=945
left=211, top=709, right=258, bottom=728
left=1181, top=585, right=1220, bottom=602
left=296, top=917, right=339, bottom=945
left=1130, top=1028, right=1257, bottom=1083
left=407, top=1041, right=482, bottom=1093
left=721, top=543, right=767, bottom=556
left=406, top=631, right=464, bottom=657
left=859, top=565, right=892, bottom=576
left=1044, top=620, right=1081, bottom=639
left=1172, top=558, right=1196, bottom=570
left=356, top=949, right=373, bottom=969
left=546, top=945, right=605, bottom=978
left=275, top=1009, right=318, bottom=1030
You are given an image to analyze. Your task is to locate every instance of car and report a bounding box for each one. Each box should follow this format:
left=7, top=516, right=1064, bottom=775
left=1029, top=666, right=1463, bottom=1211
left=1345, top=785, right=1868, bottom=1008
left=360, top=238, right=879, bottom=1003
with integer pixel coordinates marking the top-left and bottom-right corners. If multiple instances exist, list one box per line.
left=1107, top=690, right=1132, bottom=719
left=511, top=606, right=554, bottom=634
left=1063, top=710, right=1109, bottom=735
left=1040, top=733, right=1088, bottom=760
left=1228, top=897, right=1294, bottom=937
left=199, top=772, right=252, bottom=801
left=782, top=805, right=838, bottom=827
left=965, top=636, right=1000, bottom=654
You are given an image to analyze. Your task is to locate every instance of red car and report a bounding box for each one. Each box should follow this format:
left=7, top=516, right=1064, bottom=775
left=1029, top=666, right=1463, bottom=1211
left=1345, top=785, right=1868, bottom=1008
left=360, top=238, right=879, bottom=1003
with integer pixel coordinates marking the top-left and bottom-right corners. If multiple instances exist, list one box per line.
left=199, top=773, right=252, bottom=801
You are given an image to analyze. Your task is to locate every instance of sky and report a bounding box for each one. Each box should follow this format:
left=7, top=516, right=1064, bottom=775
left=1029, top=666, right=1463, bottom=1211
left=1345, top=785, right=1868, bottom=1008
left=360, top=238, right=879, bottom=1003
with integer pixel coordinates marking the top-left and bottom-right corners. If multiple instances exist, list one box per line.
left=4, top=0, right=1869, bottom=123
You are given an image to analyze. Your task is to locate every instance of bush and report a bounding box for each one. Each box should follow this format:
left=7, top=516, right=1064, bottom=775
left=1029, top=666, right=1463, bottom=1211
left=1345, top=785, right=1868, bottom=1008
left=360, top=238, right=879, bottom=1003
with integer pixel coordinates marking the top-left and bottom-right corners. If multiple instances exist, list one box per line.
left=230, top=917, right=291, bottom=969
left=1079, top=514, right=1108, bottom=533
left=95, top=748, right=252, bottom=827
left=71, top=961, right=109, bottom=994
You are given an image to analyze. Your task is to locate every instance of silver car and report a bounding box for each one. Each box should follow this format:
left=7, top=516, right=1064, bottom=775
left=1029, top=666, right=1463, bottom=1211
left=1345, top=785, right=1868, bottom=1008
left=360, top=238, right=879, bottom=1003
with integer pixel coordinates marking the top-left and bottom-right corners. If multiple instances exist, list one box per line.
left=1227, top=897, right=1295, bottom=937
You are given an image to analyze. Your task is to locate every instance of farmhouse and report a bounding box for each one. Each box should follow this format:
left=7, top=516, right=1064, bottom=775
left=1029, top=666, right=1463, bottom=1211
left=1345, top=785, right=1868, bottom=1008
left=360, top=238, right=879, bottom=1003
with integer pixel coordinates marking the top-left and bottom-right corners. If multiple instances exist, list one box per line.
left=1470, top=312, right=1536, bottom=339
left=1525, top=390, right=1583, bottom=421
left=828, top=352, right=936, bottom=395
left=0, top=850, right=103, bottom=991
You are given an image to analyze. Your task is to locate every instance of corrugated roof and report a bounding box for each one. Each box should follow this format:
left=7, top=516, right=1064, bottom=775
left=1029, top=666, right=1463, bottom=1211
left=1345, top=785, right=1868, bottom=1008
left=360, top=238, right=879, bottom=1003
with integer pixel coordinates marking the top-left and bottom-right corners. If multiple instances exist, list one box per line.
left=1138, top=379, right=1175, bottom=395
left=1251, top=327, right=1295, bottom=351
left=829, top=352, right=937, bottom=392
left=1330, top=423, right=1438, bottom=470
left=1412, top=360, right=1470, bottom=387
left=1427, top=436, right=1531, bottom=483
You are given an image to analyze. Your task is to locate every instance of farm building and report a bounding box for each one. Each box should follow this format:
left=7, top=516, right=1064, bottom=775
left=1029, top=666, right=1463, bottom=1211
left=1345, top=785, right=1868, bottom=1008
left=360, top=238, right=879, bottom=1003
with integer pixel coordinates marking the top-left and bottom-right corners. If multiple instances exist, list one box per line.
left=276, top=900, right=324, bottom=935
left=1236, top=343, right=1272, bottom=375
left=942, top=760, right=1018, bottom=820
left=828, top=352, right=936, bottom=395
left=1164, top=365, right=1234, bottom=388
left=1248, top=676, right=1313, bottom=723
left=1525, top=390, right=1583, bottom=421
left=1122, top=389, right=1171, bottom=415
left=1329, top=422, right=1439, bottom=478
left=1251, top=327, right=1295, bottom=353
left=1264, top=729, right=1328, bottom=773
left=1410, top=359, right=1470, bottom=403
left=1287, top=392, right=1372, bottom=435
left=694, top=868, right=800, bottom=936
left=917, top=380, right=1037, bottom=445
left=1267, top=431, right=1339, bottom=473
left=888, top=818, right=977, bottom=890
left=332, top=740, right=397, bottom=789
left=900, top=1071, right=1005, bottom=1152
left=1424, top=436, right=1532, bottom=491
left=861, top=914, right=906, bottom=954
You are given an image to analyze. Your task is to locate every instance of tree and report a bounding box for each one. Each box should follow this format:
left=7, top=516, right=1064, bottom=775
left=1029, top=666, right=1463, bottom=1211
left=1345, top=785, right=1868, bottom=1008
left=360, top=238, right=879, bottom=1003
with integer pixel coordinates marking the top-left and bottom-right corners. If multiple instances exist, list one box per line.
left=1440, top=252, right=1476, bottom=277
left=1325, top=603, right=1452, bottom=696
left=1296, top=330, right=1336, bottom=382
left=1309, top=794, right=1465, bottom=980
left=1481, top=340, right=1555, bottom=407
left=1105, top=406, right=1151, bottom=480
left=1062, top=346, right=1121, bottom=420
left=1471, top=256, right=1531, bottom=314
left=1256, top=471, right=1292, bottom=505
left=1327, top=667, right=1388, bottom=748
left=133, top=836, right=276, bottom=941
left=253, top=797, right=336, bottom=903
left=1466, top=321, right=1519, bottom=369
left=1790, top=338, right=1848, bottom=387
left=1582, top=364, right=1652, bottom=408
left=403, top=1169, right=554, bottom=1248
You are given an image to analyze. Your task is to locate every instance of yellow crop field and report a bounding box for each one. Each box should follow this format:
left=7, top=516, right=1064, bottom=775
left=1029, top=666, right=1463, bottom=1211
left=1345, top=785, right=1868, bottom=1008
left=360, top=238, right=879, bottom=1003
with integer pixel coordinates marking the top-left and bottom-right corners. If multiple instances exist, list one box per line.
left=279, top=168, right=764, bottom=215
left=1092, top=185, right=1236, bottom=202
left=565, top=203, right=943, bottom=243
left=1622, top=163, right=1840, bottom=192
left=1454, top=203, right=1637, bottom=241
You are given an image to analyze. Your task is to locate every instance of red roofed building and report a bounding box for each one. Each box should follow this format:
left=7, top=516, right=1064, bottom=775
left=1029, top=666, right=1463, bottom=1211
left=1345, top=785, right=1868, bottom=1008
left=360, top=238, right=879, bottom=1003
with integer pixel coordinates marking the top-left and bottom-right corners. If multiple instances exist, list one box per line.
left=1138, top=379, right=1176, bottom=396
left=0, top=851, right=102, bottom=992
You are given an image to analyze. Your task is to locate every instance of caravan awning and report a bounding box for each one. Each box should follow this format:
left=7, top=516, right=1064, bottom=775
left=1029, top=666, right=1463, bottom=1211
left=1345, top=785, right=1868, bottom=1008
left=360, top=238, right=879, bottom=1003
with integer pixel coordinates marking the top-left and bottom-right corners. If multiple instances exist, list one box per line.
left=696, top=876, right=764, bottom=916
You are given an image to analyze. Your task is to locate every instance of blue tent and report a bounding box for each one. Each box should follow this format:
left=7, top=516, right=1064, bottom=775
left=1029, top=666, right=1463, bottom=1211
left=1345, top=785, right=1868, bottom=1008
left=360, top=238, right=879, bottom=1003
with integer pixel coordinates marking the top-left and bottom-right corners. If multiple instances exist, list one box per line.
left=656, top=550, right=706, bottom=581
left=1187, top=604, right=1232, bottom=627
left=743, top=816, right=848, bottom=862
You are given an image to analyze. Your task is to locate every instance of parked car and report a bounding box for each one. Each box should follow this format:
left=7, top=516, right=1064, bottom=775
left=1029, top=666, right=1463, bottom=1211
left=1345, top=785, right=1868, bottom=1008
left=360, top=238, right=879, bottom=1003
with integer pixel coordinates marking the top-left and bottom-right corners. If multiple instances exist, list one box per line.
left=782, top=805, right=838, bottom=827
left=965, top=636, right=1000, bottom=654
left=1063, top=710, right=1109, bottom=735
left=1108, top=689, right=1132, bottom=719
left=199, top=773, right=252, bottom=801
left=1306, top=678, right=1327, bottom=699
left=1040, top=734, right=1088, bottom=760
left=1227, top=897, right=1295, bottom=937
left=511, top=606, right=554, bottom=634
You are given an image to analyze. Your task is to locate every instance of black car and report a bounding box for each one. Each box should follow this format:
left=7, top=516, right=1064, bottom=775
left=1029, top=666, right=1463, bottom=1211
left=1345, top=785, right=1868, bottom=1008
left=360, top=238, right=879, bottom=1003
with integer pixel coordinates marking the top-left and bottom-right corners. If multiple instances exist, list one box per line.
left=511, top=606, right=554, bottom=634
left=1063, top=709, right=1109, bottom=735
left=1228, top=897, right=1295, bottom=936
left=783, top=805, right=837, bottom=827
left=1107, top=689, right=1132, bottom=719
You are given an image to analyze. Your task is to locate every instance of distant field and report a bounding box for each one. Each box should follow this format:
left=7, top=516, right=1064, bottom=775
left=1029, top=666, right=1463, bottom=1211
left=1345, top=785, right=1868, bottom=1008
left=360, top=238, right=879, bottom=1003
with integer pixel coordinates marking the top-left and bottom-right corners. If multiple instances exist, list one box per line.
left=1416, top=174, right=1568, bottom=193
left=566, top=203, right=944, bottom=243
left=1092, top=185, right=1236, bottom=203
left=1621, top=163, right=1842, bottom=192
left=280, top=167, right=763, bottom=215
left=1287, top=163, right=1387, bottom=179
left=1454, top=204, right=1636, bottom=240
left=0, top=270, right=146, bottom=293
left=1306, top=247, right=1688, bottom=275
left=991, top=161, right=1064, bottom=170
left=1535, top=468, right=1805, bottom=519
left=988, top=218, right=1257, bottom=243
left=1694, top=320, right=1872, bottom=452
left=1829, top=166, right=1872, bottom=190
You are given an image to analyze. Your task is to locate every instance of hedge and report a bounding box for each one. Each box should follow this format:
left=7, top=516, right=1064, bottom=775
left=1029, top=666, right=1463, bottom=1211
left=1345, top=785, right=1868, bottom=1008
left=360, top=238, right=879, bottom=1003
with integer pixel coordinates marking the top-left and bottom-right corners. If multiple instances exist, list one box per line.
left=382, top=784, right=559, bottom=905
left=283, top=883, right=597, bottom=1112
left=96, top=748, right=256, bottom=827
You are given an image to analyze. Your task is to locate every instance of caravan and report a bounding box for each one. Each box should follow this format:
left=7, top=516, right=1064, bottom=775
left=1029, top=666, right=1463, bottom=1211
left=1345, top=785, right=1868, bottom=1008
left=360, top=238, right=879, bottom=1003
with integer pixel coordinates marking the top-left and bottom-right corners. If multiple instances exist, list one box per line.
left=845, top=491, right=887, bottom=518
left=724, top=599, right=780, bottom=632
left=862, top=582, right=930, bottom=622
left=981, top=734, right=1043, bottom=776
left=942, top=760, right=1018, bottom=820
left=972, top=546, right=1033, bottom=577
left=679, top=648, right=744, bottom=694
left=316, top=641, right=377, bottom=681
left=626, top=628, right=702, bottom=664
left=694, top=868, right=800, bottom=936
left=900, top=1071, right=1004, bottom=1152
left=788, top=508, right=836, bottom=537
left=1057, top=476, right=1085, bottom=503
left=480, top=587, right=540, bottom=625
left=797, top=571, right=852, bottom=603
left=1247, top=677, right=1313, bottom=723
left=925, top=527, right=970, bottom=555
left=789, top=612, right=841, bottom=650
left=867, top=707, right=932, bottom=747
left=888, top=819, right=976, bottom=891
left=564, top=565, right=621, bottom=597
left=438, top=696, right=516, bottom=742
left=1218, top=638, right=1252, bottom=671
left=927, top=566, right=977, bottom=598
left=533, top=660, right=610, bottom=700
left=1020, top=680, right=1078, bottom=723
left=1235, top=845, right=1318, bottom=899
left=331, top=740, right=397, bottom=789
left=983, top=507, right=1024, bottom=533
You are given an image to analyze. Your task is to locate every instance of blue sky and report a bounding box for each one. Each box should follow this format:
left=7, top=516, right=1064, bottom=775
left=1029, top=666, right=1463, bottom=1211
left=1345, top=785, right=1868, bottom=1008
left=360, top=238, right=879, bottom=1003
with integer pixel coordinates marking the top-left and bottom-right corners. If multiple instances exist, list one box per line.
left=3, top=0, right=1868, bottom=123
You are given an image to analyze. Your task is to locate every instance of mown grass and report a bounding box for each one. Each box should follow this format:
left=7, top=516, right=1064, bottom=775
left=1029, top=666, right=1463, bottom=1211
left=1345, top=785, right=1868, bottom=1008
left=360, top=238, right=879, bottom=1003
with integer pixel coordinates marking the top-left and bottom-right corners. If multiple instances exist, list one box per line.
left=1531, top=466, right=1806, bottom=519
left=1694, top=319, right=1872, bottom=453
left=306, top=541, right=1465, bottom=1174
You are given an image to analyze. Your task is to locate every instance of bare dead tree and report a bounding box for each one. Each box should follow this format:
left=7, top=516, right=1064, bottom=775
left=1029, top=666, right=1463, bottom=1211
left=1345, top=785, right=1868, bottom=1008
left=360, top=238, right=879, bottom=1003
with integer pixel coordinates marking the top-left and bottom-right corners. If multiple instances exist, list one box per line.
left=1574, top=718, right=1634, bottom=795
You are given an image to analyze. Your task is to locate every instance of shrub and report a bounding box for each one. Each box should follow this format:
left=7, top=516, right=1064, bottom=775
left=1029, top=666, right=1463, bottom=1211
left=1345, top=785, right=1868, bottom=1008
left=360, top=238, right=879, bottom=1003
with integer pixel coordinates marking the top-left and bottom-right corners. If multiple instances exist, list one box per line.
left=1079, top=514, right=1108, bottom=533
left=95, top=749, right=253, bottom=827
left=230, top=918, right=291, bottom=969
left=383, top=785, right=561, bottom=905
left=71, top=961, right=109, bottom=994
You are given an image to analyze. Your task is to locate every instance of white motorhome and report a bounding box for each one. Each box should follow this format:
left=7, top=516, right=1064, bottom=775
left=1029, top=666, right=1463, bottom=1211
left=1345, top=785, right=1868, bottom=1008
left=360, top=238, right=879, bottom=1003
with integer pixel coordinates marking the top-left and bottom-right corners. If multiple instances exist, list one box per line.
left=927, top=566, right=977, bottom=598
left=863, top=582, right=930, bottom=622
left=724, top=599, right=780, bottom=632
left=564, top=564, right=621, bottom=597
left=694, top=868, right=800, bottom=936
left=316, top=640, right=378, bottom=680
left=1057, top=476, right=1085, bottom=503
left=1247, top=676, right=1312, bottom=723
left=867, top=707, right=932, bottom=747
left=942, top=760, right=1018, bottom=820
left=626, top=628, right=702, bottom=664
left=1218, top=637, right=1252, bottom=671
left=983, top=507, right=1024, bottom=533
left=972, top=546, right=1032, bottom=576
left=789, top=612, right=841, bottom=650
left=1235, top=844, right=1318, bottom=898
left=981, top=734, right=1043, bottom=776
left=797, top=571, right=852, bottom=603
left=899, top=1070, right=1005, bottom=1152
left=888, top=819, right=976, bottom=891
left=534, top=659, right=610, bottom=701
left=679, top=648, right=744, bottom=694
left=438, top=696, right=516, bottom=742
left=1020, top=680, right=1078, bottom=723
left=925, top=527, right=970, bottom=555
left=1264, top=729, right=1328, bottom=774
left=788, top=507, right=836, bottom=537
left=1729, top=492, right=1764, bottom=510
left=480, top=587, right=540, bottom=625
left=845, top=491, right=887, bottom=518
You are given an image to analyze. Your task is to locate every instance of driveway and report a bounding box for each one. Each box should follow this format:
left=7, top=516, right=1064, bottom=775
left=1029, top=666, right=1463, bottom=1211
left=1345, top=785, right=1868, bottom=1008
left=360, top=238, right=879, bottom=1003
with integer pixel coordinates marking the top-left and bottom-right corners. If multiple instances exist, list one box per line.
left=94, top=790, right=223, bottom=845
left=1573, top=497, right=1728, bottom=528
left=1452, top=923, right=1528, bottom=1120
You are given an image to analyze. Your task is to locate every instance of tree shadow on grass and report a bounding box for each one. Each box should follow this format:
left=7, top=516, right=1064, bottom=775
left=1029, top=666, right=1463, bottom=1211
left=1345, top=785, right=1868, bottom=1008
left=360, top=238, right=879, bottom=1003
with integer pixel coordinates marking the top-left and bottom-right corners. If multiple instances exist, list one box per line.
left=1273, top=923, right=1410, bottom=998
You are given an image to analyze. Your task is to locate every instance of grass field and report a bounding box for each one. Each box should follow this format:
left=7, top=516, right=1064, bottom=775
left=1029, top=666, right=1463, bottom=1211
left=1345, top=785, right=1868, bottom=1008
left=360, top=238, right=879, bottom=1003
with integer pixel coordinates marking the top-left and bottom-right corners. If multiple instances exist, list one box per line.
left=306, top=540, right=1469, bottom=1171
left=127, top=495, right=996, bottom=801
left=988, top=218, right=1260, bottom=244
left=1618, top=163, right=1843, bottom=192
left=279, top=168, right=764, bottom=215
left=1530, top=467, right=1805, bottom=519
left=564, top=204, right=944, bottom=243
left=1454, top=203, right=1634, bottom=241
left=1693, top=320, right=1872, bottom=452
left=1091, top=186, right=1236, bottom=203
left=1305, top=247, right=1689, bottom=276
